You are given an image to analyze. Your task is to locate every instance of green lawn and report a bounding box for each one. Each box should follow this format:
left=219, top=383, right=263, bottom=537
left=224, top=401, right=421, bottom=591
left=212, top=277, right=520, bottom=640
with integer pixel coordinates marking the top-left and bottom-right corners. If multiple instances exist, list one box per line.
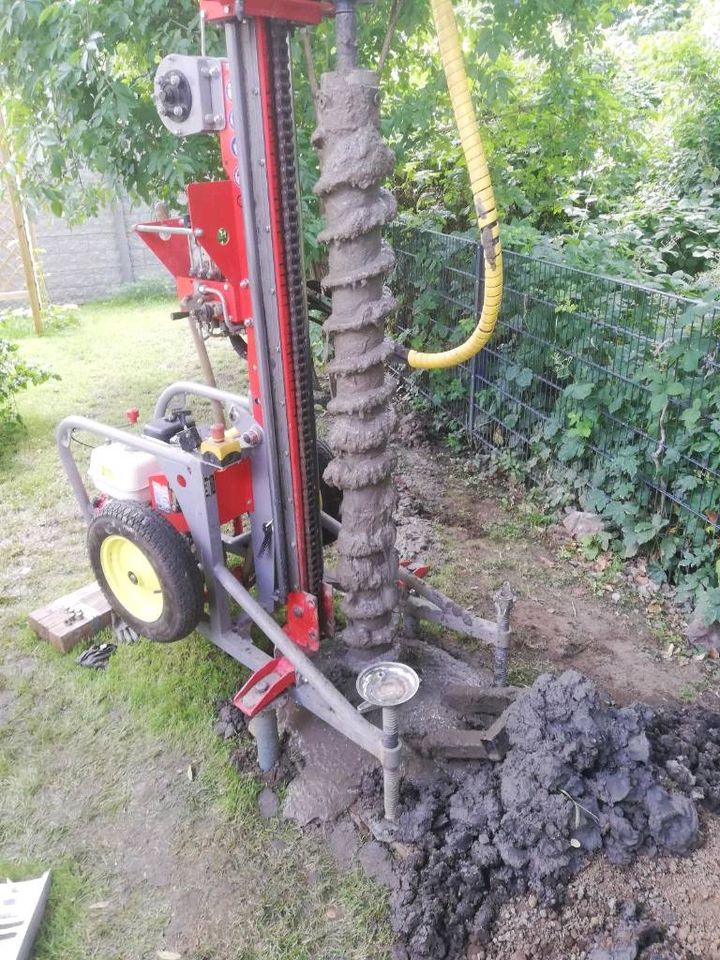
left=0, top=296, right=390, bottom=960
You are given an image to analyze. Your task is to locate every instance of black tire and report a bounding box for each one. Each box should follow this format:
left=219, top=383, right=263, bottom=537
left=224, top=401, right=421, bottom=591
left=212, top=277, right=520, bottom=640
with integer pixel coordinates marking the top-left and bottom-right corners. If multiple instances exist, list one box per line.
left=88, top=499, right=204, bottom=643
left=317, top=439, right=342, bottom=544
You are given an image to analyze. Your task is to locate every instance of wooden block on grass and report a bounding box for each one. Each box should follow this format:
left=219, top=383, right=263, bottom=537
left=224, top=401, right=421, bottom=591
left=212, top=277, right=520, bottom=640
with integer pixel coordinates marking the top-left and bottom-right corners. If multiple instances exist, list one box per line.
left=29, top=582, right=112, bottom=653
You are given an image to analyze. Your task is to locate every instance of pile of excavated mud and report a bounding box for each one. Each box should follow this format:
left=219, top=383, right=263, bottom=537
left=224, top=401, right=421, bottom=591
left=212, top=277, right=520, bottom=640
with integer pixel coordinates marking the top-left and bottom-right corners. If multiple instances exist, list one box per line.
left=648, top=705, right=720, bottom=813
left=376, top=671, right=705, bottom=960
left=215, top=671, right=720, bottom=960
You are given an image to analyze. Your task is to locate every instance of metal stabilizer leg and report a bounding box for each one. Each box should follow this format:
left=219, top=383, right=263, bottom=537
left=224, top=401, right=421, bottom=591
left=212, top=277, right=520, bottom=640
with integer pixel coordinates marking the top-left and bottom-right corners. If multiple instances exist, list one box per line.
left=249, top=710, right=280, bottom=772
left=356, top=662, right=419, bottom=823
left=493, top=581, right=515, bottom=687
left=382, top=706, right=401, bottom=822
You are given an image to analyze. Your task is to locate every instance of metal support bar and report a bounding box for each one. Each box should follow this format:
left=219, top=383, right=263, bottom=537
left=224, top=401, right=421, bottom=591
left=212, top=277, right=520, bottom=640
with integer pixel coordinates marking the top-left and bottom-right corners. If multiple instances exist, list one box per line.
left=213, top=562, right=386, bottom=762
left=404, top=595, right=498, bottom=646
left=153, top=380, right=252, bottom=420
left=492, top=582, right=515, bottom=686
left=382, top=706, right=401, bottom=821
left=135, top=223, right=204, bottom=237
left=225, top=17, right=291, bottom=598
left=195, top=623, right=271, bottom=672
left=322, top=511, right=508, bottom=650
left=334, top=0, right=358, bottom=71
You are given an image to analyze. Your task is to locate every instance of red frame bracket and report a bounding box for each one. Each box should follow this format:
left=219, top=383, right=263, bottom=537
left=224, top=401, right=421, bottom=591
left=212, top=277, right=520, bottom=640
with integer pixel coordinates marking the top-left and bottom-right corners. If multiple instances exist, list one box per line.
left=200, top=0, right=332, bottom=24
left=186, top=181, right=249, bottom=284
left=135, top=219, right=191, bottom=278
left=284, top=590, right=320, bottom=652
left=232, top=655, right=296, bottom=717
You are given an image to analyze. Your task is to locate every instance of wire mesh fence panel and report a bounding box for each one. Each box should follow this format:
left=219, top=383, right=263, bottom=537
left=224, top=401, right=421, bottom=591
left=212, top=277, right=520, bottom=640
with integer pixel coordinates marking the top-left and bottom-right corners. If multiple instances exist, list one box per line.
left=390, top=223, right=720, bottom=537
left=390, top=227, right=477, bottom=434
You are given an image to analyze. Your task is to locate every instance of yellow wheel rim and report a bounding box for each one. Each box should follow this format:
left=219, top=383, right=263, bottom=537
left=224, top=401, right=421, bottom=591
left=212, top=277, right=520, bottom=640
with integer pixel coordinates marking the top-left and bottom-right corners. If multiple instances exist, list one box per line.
left=100, top=535, right=164, bottom=623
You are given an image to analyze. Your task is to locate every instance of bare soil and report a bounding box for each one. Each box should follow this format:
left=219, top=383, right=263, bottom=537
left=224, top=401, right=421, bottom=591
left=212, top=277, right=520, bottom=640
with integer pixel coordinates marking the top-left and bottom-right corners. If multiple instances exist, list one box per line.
left=382, top=417, right=720, bottom=960
left=392, top=416, right=717, bottom=709
left=487, top=819, right=720, bottom=960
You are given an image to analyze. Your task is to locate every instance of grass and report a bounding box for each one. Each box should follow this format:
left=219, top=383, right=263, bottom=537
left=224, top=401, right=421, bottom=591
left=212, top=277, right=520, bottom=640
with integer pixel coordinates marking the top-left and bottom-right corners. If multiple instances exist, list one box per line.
left=0, top=296, right=391, bottom=960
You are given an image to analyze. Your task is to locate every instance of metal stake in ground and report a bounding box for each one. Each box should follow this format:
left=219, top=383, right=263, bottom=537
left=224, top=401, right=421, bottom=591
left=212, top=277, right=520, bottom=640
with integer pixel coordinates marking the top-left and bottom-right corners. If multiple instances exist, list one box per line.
left=313, top=0, right=399, bottom=649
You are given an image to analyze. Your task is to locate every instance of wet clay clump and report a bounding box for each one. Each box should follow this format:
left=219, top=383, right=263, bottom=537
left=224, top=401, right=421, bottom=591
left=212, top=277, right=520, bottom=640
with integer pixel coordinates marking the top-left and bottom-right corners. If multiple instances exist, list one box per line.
left=647, top=704, right=720, bottom=812
left=385, top=671, right=700, bottom=960
left=587, top=900, right=669, bottom=960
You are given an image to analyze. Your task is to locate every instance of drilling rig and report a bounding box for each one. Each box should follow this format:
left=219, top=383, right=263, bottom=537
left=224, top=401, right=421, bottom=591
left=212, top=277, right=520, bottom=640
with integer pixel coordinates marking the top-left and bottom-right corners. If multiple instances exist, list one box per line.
left=58, top=0, right=514, bottom=821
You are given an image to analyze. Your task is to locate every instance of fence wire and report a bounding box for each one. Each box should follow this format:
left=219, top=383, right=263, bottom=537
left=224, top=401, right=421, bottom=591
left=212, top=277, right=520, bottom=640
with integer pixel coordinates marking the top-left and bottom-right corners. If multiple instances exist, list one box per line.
left=390, top=224, right=720, bottom=533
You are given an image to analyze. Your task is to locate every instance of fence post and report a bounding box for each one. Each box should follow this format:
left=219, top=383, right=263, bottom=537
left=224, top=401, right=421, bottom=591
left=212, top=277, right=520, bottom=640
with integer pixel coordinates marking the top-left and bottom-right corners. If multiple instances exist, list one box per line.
left=467, top=241, right=484, bottom=437
left=0, top=112, right=44, bottom=335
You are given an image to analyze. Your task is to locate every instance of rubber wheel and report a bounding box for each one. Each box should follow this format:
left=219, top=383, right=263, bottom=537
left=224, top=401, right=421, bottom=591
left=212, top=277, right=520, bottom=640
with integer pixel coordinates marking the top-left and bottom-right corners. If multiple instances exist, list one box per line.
left=317, top=439, right=342, bottom=544
left=88, top=500, right=204, bottom=643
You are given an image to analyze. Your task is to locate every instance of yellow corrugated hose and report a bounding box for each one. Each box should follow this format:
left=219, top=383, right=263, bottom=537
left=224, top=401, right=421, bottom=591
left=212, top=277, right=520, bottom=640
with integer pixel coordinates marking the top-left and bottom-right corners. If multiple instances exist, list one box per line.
left=406, top=0, right=502, bottom=370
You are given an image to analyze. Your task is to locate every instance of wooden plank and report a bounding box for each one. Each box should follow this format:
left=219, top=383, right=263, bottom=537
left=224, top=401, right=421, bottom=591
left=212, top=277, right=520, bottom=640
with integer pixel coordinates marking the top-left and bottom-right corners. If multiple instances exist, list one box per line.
left=29, top=582, right=112, bottom=653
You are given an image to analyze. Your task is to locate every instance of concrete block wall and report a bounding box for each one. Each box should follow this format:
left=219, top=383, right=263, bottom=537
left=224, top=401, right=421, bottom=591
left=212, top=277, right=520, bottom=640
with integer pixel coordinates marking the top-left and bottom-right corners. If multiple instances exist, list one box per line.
left=31, top=198, right=171, bottom=305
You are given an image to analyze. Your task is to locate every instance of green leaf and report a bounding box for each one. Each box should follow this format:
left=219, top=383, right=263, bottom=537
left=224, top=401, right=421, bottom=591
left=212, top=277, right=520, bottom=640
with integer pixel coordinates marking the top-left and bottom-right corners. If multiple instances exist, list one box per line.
left=516, top=367, right=533, bottom=389
left=680, top=348, right=704, bottom=373
left=565, top=382, right=594, bottom=400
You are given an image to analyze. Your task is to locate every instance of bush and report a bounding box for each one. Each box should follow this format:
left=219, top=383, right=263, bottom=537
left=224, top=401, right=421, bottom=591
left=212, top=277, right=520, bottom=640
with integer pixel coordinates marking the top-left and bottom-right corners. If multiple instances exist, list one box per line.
left=0, top=304, right=80, bottom=338
left=392, top=223, right=720, bottom=621
left=0, top=310, right=59, bottom=427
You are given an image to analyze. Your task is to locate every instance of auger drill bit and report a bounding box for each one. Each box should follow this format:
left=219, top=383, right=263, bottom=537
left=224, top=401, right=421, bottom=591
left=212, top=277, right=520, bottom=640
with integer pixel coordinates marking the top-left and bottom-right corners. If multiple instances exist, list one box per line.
left=312, top=0, right=399, bottom=649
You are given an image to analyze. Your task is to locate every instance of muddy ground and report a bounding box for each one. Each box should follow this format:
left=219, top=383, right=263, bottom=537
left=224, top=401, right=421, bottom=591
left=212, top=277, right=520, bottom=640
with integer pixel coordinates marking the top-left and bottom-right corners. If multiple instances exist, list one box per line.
left=290, top=410, right=720, bottom=960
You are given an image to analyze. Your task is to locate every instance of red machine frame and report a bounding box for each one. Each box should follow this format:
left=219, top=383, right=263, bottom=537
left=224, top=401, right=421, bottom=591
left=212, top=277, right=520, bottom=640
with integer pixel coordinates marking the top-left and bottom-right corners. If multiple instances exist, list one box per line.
left=137, top=5, right=336, bottom=673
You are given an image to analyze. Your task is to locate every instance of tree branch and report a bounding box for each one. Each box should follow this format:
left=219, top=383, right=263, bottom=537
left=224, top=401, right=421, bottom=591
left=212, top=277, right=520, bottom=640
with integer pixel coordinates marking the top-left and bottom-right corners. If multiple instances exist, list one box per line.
left=377, top=0, right=404, bottom=80
left=300, top=27, right=319, bottom=118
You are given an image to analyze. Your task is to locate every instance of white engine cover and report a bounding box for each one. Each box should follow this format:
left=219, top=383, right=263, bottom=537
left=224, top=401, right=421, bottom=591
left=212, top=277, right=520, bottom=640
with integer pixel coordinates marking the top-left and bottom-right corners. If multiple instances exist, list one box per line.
left=88, top=442, right=162, bottom=503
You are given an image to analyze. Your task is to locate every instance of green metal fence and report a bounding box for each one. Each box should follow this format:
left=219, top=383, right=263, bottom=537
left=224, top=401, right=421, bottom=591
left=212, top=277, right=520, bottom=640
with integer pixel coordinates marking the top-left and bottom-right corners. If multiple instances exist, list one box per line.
left=390, top=224, right=720, bottom=534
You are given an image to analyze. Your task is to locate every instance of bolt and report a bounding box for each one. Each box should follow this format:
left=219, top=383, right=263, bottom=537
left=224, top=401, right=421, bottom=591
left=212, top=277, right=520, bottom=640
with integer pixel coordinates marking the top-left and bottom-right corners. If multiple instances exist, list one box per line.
left=172, top=105, right=184, bottom=118
left=293, top=606, right=303, bottom=618
left=382, top=706, right=401, bottom=821
left=169, top=73, right=180, bottom=87
left=240, top=427, right=262, bottom=447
